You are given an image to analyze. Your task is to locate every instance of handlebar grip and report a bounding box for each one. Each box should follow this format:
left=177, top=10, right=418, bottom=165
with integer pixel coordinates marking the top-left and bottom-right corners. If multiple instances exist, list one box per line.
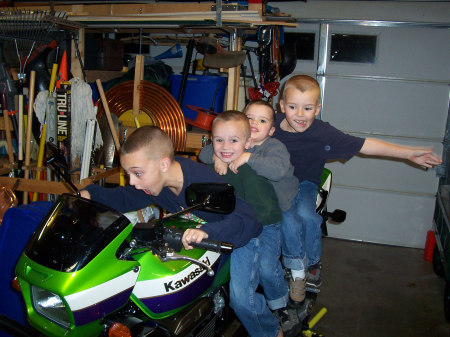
left=191, top=239, right=233, bottom=253
left=164, top=227, right=233, bottom=253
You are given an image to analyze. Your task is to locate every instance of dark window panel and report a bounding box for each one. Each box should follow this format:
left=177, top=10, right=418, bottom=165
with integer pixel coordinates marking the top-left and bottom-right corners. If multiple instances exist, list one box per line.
left=330, top=34, right=377, bottom=63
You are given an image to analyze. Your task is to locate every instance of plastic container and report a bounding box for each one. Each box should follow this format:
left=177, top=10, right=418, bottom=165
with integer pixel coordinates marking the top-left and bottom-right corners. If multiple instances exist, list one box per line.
left=169, top=74, right=228, bottom=120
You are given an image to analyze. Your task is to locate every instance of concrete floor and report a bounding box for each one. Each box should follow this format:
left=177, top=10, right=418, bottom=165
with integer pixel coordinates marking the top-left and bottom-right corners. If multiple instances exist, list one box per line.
left=306, top=237, right=450, bottom=337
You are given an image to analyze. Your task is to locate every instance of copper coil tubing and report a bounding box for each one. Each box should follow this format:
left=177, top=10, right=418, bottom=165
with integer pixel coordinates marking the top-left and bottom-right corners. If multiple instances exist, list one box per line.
left=96, top=80, right=186, bottom=152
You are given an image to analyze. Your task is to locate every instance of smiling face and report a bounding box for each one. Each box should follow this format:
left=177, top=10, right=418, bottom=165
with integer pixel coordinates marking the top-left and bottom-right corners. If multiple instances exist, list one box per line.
left=280, top=86, right=322, bottom=133
left=245, top=104, right=275, bottom=146
left=121, top=148, right=166, bottom=196
left=212, top=119, right=252, bottom=163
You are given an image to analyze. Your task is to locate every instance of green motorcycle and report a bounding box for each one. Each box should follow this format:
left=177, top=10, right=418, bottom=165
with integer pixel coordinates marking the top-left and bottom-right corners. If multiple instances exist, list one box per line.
left=13, top=182, right=235, bottom=337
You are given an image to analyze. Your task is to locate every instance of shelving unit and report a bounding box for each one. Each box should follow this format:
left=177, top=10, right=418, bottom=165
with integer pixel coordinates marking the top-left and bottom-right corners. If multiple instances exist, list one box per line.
left=0, top=1, right=296, bottom=198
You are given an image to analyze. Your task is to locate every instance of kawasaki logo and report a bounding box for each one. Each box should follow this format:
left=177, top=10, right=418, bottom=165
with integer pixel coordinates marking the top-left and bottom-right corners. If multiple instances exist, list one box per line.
left=164, top=256, right=210, bottom=292
left=133, top=251, right=221, bottom=298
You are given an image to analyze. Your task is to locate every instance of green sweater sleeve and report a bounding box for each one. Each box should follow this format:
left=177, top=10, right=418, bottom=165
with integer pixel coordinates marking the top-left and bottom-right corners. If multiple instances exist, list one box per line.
left=220, top=164, right=282, bottom=226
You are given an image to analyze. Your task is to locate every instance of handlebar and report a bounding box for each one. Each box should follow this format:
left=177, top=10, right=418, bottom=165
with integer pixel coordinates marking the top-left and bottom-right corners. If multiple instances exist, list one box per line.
left=163, top=226, right=233, bottom=254
left=191, top=239, right=233, bottom=253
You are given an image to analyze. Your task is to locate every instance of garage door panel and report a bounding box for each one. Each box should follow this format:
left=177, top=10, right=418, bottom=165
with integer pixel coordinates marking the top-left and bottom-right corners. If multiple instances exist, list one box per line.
left=326, top=146, right=441, bottom=196
left=326, top=187, right=435, bottom=248
left=322, top=77, right=448, bottom=140
left=327, top=25, right=450, bottom=82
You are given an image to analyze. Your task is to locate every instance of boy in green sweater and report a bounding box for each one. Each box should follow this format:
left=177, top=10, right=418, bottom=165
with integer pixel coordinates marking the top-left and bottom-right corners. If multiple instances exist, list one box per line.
left=208, top=110, right=288, bottom=337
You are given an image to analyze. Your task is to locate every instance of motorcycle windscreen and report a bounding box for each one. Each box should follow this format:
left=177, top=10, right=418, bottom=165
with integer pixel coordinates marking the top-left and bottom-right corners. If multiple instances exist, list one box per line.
left=24, top=194, right=130, bottom=272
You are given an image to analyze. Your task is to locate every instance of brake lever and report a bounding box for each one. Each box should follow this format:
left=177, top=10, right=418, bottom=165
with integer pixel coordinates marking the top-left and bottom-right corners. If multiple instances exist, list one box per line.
left=159, top=247, right=215, bottom=277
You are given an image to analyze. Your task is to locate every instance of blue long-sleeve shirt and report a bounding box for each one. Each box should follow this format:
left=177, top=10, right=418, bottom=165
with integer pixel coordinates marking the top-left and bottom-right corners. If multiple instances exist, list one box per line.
left=84, top=156, right=262, bottom=248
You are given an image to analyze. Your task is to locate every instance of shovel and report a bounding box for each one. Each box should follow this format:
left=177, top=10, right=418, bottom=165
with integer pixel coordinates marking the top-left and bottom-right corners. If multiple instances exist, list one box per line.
left=0, top=178, right=20, bottom=224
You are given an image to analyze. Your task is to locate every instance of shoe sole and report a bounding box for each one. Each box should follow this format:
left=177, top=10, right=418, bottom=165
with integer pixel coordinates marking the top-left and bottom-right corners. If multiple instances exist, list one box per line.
left=305, top=280, right=322, bottom=288
left=305, top=285, right=321, bottom=294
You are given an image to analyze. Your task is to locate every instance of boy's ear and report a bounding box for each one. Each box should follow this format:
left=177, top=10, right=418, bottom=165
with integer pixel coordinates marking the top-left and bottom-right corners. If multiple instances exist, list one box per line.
left=279, top=99, right=285, bottom=113
left=268, top=126, right=275, bottom=136
left=315, top=103, right=322, bottom=116
left=245, top=137, right=253, bottom=150
left=159, top=156, right=171, bottom=173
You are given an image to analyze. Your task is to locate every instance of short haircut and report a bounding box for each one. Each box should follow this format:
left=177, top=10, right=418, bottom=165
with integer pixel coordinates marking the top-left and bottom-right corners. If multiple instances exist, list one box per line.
left=121, top=125, right=174, bottom=161
left=211, top=110, right=251, bottom=139
left=282, top=75, right=321, bottom=102
left=243, top=100, right=276, bottom=126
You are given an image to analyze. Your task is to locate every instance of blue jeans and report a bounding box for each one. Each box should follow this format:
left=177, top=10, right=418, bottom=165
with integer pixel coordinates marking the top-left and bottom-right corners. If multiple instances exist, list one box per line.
left=230, top=223, right=288, bottom=337
left=281, top=180, right=322, bottom=271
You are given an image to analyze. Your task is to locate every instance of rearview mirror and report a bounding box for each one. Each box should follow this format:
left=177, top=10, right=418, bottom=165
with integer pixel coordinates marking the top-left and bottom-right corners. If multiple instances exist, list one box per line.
left=46, top=142, right=80, bottom=196
left=185, top=183, right=235, bottom=214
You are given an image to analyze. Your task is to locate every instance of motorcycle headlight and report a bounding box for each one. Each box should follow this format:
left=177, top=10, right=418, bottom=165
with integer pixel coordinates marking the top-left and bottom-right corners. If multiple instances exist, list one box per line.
left=31, top=285, right=70, bottom=329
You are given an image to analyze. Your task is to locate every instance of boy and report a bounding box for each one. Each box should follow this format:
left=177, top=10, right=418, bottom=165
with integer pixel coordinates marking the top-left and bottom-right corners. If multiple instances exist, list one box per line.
left=79, top=125, right=261, bottom=251
left=207, top=110, right=289, bottom=337
left=200, top=101, right=298, bottom=215
left=199, top=102, right=306, bottom=302
left=275, top=75, right=442, bottom=294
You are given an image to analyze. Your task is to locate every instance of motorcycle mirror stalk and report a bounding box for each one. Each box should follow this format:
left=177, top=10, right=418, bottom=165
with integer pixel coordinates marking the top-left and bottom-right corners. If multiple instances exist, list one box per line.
left=46, top=142, right=81, bottom=197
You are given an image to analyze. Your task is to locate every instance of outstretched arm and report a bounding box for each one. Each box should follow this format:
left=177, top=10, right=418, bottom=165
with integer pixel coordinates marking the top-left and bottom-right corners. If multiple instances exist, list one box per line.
left=360, top=138, right=442, bottom=168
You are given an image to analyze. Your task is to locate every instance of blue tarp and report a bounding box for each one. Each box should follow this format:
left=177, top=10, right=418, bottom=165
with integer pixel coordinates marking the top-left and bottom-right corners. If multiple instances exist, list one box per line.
left=0, top=201, right=53, bottom=336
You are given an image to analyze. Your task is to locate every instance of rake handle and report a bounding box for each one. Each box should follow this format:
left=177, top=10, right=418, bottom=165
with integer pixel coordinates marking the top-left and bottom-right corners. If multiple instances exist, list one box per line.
left=95, top=79, right=121, bottom=151
left=23, top=70, right=36, bottom=204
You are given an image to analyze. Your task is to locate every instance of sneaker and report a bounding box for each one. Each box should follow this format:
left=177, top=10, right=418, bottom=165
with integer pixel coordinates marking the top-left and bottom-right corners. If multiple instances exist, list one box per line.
left=306, top=262, right=322, bottom=288
left=289, top=277, right=306, bottom=302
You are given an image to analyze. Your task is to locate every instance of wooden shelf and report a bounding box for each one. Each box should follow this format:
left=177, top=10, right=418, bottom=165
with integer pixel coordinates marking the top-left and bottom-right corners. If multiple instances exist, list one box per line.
left=186, top=127, right=211, bottom=152
left=12, top=2, right=297, bottom=31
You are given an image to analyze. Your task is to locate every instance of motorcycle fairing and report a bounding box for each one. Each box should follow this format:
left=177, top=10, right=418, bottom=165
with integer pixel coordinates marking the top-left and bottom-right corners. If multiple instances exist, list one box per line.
left=16, top=194, right=142, bottom=335
left=133, top=250, right=227, bottom=316
left=24, top=194, right=130, bottom=272
left=65, top=268, right=140, bottom=326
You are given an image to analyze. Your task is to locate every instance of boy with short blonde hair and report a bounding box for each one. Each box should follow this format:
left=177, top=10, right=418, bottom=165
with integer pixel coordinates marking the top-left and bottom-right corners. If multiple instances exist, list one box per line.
left=201, top=101, right=298, bottom=221
left=208, top=110, right=289, bottom=337
left=276, top=74, right=442, bottom=294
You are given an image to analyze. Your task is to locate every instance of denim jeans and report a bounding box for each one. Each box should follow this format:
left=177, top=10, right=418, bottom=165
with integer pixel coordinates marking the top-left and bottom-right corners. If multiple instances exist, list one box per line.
left=281, top=180, right=322, bottom=271
left=230, top=223, right=288, bottom=337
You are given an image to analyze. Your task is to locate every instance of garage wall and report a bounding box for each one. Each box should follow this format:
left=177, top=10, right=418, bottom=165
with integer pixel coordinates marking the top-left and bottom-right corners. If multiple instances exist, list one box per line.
left=273, top=2, right=450, bottom=248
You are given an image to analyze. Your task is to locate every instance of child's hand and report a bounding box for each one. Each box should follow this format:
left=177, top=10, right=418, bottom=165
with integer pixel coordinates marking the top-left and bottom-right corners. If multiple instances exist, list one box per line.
left=182, top=228, right=208, bottom=250
left=229, top=152, right=251, bottom=174
left=213, top=154, right=228, bottom=175
left=409, top=149, right=442, bottom=168
left=80, top=190, right=91, bottom=199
